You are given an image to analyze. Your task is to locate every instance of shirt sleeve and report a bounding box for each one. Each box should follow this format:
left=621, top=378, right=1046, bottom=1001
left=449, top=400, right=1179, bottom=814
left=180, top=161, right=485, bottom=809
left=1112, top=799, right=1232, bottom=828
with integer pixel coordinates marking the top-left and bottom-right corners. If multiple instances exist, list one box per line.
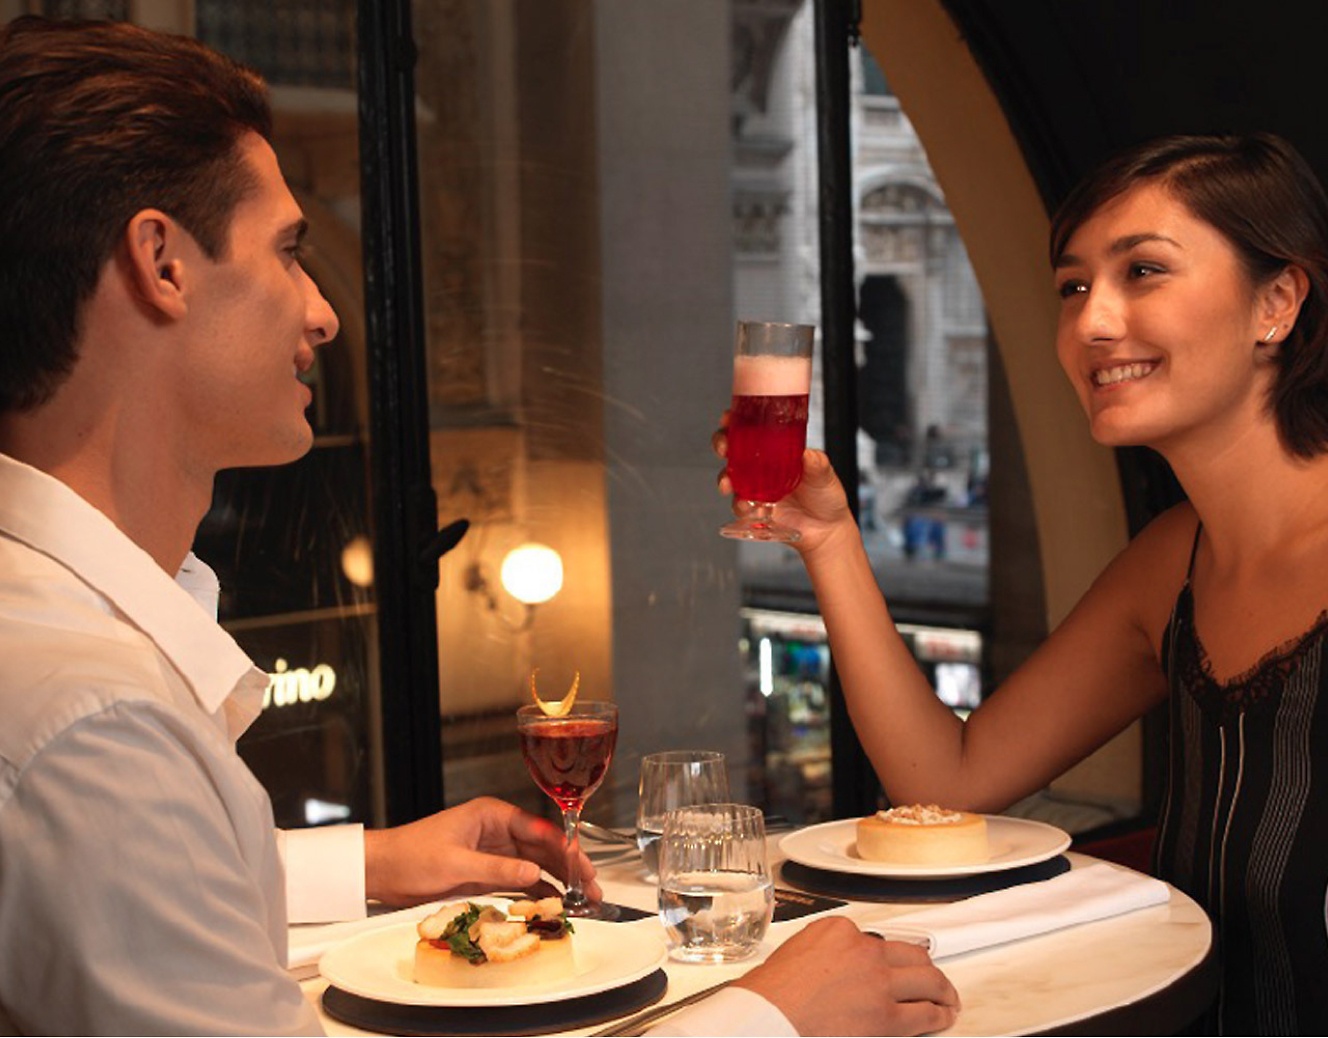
left=277, top=824, right=367, bottom=924
left=0, top=701, right=322, bottom=1036
left=645, top=986, right=799, bottom=1037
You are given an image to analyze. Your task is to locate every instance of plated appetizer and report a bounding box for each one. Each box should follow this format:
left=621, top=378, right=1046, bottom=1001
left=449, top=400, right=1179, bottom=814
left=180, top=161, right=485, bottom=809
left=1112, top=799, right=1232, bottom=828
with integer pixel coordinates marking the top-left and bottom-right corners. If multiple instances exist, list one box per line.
left=413, top=897, right=576, bottom=988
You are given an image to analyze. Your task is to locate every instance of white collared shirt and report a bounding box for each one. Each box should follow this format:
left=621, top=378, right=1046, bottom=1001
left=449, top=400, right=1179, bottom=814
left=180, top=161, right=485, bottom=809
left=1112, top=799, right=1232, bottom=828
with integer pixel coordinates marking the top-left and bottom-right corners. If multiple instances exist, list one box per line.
left=0, top=452, right=323, bottom=1035
left=0, top=453, right=795, bottom=1037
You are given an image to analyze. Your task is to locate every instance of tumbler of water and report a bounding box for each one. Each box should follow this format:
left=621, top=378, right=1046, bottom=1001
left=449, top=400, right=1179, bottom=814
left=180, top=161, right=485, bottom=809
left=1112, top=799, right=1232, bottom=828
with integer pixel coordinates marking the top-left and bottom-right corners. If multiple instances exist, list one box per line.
left=657, top=803, right=773, bottom=963
left=636, top=751, right=729, bottom=877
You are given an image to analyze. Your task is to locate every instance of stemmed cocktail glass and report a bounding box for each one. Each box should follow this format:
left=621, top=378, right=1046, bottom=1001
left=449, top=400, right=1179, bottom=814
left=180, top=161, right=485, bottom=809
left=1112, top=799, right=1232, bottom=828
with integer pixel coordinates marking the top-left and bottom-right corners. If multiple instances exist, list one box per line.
left=517, top=699, right=619, bottom=919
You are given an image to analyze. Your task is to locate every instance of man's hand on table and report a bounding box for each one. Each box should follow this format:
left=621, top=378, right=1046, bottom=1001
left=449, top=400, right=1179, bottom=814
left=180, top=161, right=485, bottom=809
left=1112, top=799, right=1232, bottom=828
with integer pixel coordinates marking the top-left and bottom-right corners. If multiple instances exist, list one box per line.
left=732, top=917, right=960, bottom=1036
left=363, top=796, right=602, bottom=906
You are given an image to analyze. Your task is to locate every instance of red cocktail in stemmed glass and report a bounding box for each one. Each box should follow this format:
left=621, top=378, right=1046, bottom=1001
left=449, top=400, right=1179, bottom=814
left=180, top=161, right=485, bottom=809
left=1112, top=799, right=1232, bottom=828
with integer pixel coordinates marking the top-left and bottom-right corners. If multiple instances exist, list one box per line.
left=517, top=699, right=619, bottom=919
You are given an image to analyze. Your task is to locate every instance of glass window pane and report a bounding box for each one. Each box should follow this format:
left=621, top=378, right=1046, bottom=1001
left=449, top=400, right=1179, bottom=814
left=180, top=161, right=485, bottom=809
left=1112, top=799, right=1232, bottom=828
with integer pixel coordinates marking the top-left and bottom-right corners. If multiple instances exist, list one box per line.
left=191, top=0, right=379, bottom=829
left=739, top=14, right=992, bottom=823
left=412, top=1, right=746, bottom=828
left=410, top=2, right=993, bottom=831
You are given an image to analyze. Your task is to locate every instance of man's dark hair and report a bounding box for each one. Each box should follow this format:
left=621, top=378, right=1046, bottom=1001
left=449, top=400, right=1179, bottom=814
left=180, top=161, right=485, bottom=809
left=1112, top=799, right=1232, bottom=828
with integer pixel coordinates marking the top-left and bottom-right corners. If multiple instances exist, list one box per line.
left=1051, top=132, right=1328, bottom=459
left=0, top=17, right=272, bottom=412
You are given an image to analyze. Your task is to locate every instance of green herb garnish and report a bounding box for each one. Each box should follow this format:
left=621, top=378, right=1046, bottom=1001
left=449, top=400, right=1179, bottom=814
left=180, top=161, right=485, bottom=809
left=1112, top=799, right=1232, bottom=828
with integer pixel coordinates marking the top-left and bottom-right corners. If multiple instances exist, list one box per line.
left=439, top=902, right=489, bottom=964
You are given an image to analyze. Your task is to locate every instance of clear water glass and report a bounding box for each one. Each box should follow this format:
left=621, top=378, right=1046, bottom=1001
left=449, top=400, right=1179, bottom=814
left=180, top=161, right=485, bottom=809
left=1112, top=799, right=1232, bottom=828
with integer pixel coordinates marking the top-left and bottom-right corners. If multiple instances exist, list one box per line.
left=657, top=803, right=773, bottom=963
left=636, top=750, right=729, bottom=877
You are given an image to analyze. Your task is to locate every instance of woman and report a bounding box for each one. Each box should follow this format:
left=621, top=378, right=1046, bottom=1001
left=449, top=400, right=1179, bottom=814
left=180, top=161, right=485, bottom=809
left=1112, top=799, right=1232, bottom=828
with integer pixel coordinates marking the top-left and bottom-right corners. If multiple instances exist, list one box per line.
left=718, top=133, right=1328, bottom=1032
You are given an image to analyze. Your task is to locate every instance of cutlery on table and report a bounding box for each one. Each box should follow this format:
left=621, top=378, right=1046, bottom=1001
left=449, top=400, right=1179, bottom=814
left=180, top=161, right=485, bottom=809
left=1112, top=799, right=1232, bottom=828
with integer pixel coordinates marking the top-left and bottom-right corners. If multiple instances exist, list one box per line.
left=590, top=980, right=734, bottom=1037
left=580, top=821, right=639, bottom=847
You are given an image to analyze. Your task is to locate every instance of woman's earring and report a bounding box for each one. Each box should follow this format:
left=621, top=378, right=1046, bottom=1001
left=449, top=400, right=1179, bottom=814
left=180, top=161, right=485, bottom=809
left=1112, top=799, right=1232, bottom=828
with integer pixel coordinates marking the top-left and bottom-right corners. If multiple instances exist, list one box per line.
left=1263, top=327, right=1278, bottom=343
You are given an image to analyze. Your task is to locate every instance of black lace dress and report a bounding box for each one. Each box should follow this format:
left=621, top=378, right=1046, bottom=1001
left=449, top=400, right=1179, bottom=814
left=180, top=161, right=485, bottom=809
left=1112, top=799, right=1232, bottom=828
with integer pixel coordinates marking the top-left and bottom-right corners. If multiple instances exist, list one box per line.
left=1155, top=532, right=1328, bottom=1034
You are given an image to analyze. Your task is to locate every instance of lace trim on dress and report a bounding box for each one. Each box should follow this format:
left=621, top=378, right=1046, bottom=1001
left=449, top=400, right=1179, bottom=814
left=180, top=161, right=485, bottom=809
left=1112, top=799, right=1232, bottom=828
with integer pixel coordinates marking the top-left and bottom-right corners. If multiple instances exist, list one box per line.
left=1173, top=581, right=1328, bottom=721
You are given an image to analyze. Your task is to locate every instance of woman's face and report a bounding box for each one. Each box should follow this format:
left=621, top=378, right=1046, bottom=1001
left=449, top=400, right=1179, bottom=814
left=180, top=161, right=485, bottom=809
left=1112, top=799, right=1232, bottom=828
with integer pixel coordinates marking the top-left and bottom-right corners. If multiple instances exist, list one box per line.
left=1053, top=181, right=1272, bottom=455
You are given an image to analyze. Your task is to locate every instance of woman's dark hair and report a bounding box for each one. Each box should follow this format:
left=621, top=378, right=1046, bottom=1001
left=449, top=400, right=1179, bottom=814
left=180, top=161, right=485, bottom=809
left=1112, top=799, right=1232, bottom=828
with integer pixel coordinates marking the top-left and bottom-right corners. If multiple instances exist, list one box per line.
left=1050, top=132, right=1328, bottom=459
left=0, top=17, right=272, bottom=412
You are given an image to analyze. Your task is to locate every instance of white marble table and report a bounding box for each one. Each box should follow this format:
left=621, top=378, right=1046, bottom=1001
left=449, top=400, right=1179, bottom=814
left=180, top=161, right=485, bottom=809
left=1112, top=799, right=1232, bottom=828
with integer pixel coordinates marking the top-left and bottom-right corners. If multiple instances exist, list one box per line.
left=298, top=844, right=1215, bottom=1036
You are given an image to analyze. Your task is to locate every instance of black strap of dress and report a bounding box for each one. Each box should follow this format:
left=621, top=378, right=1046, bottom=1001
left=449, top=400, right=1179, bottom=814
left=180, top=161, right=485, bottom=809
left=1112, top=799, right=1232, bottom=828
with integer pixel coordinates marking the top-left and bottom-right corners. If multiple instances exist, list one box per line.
left=1163, top=523, right=1202, bottom=682
left=1184, top=521, right=1202, bottom=581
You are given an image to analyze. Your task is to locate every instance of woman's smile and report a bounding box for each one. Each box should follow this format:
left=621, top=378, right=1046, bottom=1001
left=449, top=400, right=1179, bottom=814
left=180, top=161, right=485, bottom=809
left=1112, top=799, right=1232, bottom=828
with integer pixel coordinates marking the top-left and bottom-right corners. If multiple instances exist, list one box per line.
left=1092, top=360, right=1160, bottom=388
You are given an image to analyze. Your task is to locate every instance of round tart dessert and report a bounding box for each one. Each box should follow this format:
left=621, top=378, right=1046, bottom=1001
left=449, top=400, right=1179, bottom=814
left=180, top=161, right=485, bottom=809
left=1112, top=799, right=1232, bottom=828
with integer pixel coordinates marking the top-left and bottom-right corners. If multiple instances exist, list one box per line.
left=855, top=804, right=989, bottom=866
left=413, top=898, right=576, bottom=988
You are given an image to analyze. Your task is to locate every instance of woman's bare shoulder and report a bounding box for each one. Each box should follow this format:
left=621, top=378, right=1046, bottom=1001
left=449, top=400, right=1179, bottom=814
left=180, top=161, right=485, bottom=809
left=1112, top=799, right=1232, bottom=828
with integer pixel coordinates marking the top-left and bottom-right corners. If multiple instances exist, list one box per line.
left=1130, top=500, right=1201, bottom=557
left=1103, top=501, right=1199, bottom=640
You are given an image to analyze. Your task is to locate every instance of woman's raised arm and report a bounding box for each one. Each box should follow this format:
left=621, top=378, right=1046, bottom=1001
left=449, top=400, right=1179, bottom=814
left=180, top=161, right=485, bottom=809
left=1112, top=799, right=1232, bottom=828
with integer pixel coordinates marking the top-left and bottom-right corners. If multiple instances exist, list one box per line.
left=722, top=443, right=1185, bottom=812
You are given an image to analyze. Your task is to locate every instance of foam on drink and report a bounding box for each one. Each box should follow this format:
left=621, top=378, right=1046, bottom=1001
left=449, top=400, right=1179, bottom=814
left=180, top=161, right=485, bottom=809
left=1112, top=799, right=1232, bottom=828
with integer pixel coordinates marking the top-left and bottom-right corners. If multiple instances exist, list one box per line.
left=733, top=354, right=810, bottom=396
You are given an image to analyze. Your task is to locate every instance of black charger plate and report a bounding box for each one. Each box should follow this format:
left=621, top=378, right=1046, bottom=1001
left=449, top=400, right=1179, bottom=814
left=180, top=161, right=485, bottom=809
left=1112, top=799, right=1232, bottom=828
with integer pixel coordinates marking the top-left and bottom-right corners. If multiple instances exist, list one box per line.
left=322, top=968, right=668, bottom=1036
left=778, top=854, right=1071, bottom=903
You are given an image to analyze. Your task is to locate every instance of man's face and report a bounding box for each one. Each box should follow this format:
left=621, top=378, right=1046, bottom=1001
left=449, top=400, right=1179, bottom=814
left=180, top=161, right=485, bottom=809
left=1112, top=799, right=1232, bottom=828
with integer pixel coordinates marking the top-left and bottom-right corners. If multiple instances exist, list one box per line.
left=172, top=133, right=339, bottom=474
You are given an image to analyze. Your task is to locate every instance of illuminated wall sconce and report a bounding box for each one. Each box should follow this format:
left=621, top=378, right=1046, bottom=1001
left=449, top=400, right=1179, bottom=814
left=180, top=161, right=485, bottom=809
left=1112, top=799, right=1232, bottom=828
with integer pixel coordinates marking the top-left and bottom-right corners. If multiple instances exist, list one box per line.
left=340, top=535, right=375, bottom=588
left=465, top=542, right=563, bottom=631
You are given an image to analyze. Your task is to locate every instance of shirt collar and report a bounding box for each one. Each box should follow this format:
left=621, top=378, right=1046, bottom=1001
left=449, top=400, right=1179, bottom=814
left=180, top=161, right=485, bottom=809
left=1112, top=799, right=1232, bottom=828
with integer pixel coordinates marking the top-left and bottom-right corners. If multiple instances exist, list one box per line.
left=0, top=452, right=266, bottom=736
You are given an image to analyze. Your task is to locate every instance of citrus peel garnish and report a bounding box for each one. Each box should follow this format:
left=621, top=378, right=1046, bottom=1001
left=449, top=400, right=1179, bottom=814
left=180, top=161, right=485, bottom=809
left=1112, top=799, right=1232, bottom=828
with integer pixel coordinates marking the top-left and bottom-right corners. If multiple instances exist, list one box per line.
left=530, top=669, right=580, bottom=717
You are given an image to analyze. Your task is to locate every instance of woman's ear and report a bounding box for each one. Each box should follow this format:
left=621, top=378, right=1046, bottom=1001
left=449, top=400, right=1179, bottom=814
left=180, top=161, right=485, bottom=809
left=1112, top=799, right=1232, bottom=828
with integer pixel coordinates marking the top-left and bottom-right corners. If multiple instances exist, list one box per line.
left=122, top=209, right=188, bottom=319
left=1258, top=264, right=1310, bottom=346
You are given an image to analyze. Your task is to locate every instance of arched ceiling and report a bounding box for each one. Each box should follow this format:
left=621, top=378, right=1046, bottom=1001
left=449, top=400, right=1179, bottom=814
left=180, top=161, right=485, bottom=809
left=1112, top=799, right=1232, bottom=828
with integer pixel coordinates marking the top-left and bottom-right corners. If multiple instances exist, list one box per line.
left=940, top=0, right=1328, bottom=213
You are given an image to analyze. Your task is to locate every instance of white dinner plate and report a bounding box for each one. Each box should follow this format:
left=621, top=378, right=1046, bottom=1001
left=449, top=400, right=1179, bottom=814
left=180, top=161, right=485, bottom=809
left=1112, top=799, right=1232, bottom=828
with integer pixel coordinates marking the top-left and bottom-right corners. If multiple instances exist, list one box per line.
left=318, top=910, right=668, bottom=1008
left=779, top=815, right=1072, bottom=879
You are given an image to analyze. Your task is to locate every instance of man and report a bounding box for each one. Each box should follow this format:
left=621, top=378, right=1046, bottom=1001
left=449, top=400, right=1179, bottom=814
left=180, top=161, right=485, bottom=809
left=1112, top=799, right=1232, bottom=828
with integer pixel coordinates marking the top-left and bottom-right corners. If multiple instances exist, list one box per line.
left=0, top=16, right=958, bottom=1035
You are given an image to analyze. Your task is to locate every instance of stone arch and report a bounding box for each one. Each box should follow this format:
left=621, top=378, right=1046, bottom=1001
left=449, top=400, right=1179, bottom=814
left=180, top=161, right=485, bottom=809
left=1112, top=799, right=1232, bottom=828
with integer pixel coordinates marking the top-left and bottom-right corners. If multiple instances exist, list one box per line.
left=858, top=170, right=947, bottom=216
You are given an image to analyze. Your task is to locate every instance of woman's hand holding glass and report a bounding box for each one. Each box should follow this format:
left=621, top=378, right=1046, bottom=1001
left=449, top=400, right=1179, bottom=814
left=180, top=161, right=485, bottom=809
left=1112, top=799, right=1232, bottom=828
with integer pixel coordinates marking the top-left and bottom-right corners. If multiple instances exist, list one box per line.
left=713, top=419, right=856, bottom=554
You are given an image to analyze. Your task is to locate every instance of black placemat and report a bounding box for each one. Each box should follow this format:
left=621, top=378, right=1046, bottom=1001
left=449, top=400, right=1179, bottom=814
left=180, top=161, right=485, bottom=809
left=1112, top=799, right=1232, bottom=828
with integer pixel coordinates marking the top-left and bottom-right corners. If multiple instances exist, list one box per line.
left=778, top=854, right=1071, bottom=902
left=773, top=887, right=847, bottom=921
left=322, top=969, right=668, bottom=1036
left=601, top=902, right=654, bottom=922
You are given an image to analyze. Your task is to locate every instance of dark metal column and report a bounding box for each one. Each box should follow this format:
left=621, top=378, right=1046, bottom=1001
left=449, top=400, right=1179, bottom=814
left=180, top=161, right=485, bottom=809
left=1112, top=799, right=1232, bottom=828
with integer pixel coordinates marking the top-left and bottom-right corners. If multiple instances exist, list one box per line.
left=813, top=0, right=878, bottom=818
left=356, top=0, right=444, bottom=823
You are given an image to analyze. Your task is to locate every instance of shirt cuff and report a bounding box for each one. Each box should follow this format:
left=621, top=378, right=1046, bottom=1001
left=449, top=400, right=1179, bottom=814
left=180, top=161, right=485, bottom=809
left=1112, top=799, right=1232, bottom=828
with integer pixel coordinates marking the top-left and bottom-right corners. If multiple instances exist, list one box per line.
left=645, top=986, right=798, bottom=1037
left=276, top=824, right=367, bottom=924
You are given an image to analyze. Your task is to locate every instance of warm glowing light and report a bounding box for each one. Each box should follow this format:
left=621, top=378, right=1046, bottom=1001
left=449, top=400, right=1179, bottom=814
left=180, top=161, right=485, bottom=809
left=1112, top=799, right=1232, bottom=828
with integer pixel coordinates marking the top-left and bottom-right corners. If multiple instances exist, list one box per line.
left=500, top=543, right=564, bottom=605
left=340, top=535, right=374, bottom=588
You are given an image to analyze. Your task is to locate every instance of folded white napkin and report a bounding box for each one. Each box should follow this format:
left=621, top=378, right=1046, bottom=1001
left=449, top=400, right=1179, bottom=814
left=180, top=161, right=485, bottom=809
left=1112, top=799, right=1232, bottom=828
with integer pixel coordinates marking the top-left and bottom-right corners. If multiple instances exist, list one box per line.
left=861, top=863, right=1170, bottom=959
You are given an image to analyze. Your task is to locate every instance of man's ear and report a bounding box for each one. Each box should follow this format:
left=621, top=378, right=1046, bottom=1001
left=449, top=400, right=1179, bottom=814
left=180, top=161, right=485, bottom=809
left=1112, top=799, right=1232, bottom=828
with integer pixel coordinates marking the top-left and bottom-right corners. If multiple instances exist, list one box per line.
left=122, top=209, right=189, bottom=319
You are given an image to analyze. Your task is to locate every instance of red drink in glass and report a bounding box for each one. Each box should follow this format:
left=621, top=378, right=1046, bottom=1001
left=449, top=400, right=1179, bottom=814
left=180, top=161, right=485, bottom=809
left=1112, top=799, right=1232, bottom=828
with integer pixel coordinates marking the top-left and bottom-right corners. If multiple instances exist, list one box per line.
left=720, top=343, right=813, bottom=542
left=519, top=717, right=618, bottom=811
left=516, top=699, right=619, bottom=918
left=726, top=391, right=810, bottom=503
